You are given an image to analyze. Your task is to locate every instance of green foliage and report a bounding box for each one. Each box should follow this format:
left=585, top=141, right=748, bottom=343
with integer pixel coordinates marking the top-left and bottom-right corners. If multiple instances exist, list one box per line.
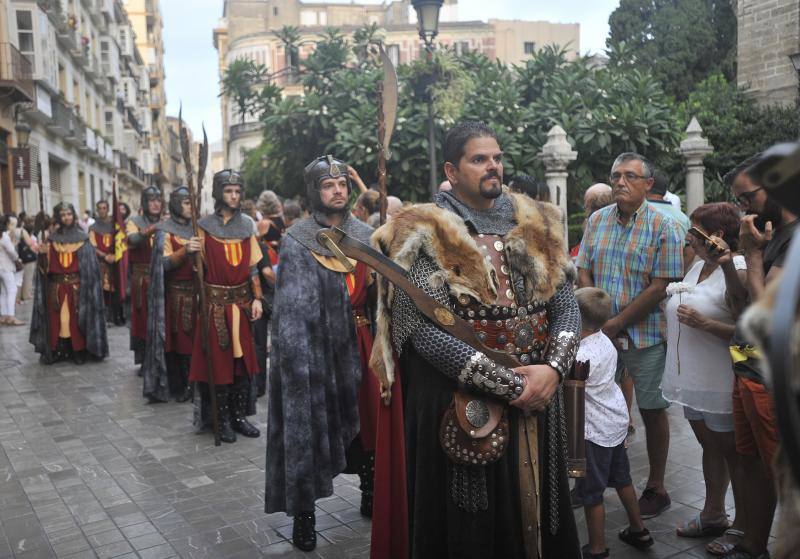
left=240, top=28, right=683, bottom=206
left=675, top=74, right=800, bottom=202
left=219, top=58, right=268, bottom=123
left=607, top=0, right=737, bottom=100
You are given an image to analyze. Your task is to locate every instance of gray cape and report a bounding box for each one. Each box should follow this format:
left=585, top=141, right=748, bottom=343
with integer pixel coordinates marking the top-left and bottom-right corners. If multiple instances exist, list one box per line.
left=141, top=230, right=169, bottom=402
left=30, top=238, right=108, bottom=359
left=264, top=214, right=373, bottom=515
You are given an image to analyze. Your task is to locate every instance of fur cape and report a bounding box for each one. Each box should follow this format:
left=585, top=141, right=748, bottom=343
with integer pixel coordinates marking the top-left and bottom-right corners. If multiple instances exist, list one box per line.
left=369, top=192, right=573, bottom=398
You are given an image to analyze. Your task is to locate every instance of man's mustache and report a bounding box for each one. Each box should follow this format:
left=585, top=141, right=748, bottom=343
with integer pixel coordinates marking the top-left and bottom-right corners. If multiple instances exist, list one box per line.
left=481, top=171, right=500, bottom=182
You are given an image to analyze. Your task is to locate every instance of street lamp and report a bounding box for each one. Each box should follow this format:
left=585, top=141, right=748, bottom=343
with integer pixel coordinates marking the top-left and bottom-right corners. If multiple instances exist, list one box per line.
left=15, top=120, right=31, bottom=148
left=411, top=0, right=444, bottom=200
left=260, top=153, right=268, bottom=193
left=412, top=0, right=444, bottom=46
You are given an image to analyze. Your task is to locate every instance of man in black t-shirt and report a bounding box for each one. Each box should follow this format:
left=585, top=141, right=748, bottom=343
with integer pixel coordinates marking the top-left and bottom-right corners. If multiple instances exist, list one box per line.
left=712, top=154, right=799, bottom=559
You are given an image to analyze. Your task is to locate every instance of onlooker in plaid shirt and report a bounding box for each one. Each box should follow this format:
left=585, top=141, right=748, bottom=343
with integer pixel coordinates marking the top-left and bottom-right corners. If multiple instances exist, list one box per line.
left=576, top=152, right=684, bottom=519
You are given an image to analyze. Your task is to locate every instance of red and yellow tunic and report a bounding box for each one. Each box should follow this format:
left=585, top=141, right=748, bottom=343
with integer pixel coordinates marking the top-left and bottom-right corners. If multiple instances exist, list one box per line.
left=189, top=232, right=263, bottom=385
left=89, top=227, right=114, bottom=294
left=47, top=242, right=86, bottom=351
left=127, top=219, right=154, bottom=340
left=163, top=234, right=196, bottom=356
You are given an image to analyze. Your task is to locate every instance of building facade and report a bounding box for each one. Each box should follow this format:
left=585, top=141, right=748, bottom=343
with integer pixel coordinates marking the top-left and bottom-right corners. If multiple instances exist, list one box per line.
left=0, top=0, right=181, bottom=217
left=214, top=0, right=580, bottom=169
left=737, top=0, right=800, bottom=107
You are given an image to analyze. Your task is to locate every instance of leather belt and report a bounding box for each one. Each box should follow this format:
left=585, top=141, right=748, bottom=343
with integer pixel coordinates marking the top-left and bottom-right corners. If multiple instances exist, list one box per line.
left=204, top=281, right=251, bottom=305
left=353, top=309, right=370, bottom=327
left=168, top=280, right=195, bottom=295
left=50, top=273, right=79, bottom=284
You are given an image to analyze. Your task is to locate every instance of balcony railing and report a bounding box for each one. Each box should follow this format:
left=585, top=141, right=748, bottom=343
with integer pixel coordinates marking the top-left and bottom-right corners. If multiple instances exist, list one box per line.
left=0, top=43, right=34, bottom=102
left=50, top=96, right=78, bottom=136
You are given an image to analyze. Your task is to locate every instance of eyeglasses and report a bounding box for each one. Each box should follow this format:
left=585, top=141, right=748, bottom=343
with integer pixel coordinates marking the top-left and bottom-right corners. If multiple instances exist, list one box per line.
left=734, top=187, right=764, bottom=207
left=609, top=171, right=650, bottom=184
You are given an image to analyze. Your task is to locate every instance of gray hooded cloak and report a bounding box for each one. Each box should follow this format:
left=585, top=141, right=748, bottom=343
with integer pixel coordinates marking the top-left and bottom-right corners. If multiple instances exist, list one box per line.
left=264, top=213, right=373, bottom=515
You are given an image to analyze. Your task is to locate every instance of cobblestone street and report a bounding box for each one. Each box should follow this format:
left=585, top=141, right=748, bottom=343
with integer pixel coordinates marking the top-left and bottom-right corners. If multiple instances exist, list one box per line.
left=0, top=302, right=777, bottom=558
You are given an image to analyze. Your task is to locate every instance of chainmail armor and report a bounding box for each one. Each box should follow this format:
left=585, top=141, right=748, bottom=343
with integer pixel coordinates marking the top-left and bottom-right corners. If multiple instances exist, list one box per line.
left=390, top=199, right=581, bottom=532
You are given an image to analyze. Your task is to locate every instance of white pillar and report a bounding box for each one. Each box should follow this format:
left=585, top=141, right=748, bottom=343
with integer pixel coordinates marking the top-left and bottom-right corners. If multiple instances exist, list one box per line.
left=679, top=117, right=714, bottom=215
left=537, top=125, right=577, bottom=246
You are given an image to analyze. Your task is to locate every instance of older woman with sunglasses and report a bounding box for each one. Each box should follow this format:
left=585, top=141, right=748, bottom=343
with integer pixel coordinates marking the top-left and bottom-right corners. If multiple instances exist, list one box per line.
left=661, top=202, right=747, bottom=549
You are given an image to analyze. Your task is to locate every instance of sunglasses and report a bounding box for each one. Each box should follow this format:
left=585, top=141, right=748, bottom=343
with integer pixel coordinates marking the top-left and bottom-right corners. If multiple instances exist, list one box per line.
left=734, top=187, right=764, bottom=207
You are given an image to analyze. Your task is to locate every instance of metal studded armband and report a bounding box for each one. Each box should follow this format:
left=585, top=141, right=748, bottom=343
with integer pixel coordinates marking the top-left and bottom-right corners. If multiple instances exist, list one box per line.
left=458, top=352, right=526, bottom=402
left=544, top=331, right=579, bottom=380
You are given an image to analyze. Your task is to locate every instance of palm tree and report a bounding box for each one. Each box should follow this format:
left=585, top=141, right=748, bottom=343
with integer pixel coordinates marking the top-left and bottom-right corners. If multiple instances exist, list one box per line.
left=220, top=59, right=268, bottom=123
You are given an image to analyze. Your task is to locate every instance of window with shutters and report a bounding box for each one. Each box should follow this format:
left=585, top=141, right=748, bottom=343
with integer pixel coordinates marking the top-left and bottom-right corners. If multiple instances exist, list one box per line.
left=524, top=42, right=535, bottom=55
left=16, top=11, right=34, bottom=63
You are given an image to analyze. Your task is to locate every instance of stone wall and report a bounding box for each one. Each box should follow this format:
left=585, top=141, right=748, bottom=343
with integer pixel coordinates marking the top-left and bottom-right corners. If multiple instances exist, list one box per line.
left=737, top=0, right=800, bottom=107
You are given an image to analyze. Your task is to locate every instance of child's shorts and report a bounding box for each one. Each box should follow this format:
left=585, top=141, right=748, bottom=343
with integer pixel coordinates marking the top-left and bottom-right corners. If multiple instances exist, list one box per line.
left=574, top=440, right=632, bottom=506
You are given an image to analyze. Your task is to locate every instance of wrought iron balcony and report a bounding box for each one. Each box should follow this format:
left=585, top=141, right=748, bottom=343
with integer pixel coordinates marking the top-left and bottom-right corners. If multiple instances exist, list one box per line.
left=0, top=43, right=34, bottom=103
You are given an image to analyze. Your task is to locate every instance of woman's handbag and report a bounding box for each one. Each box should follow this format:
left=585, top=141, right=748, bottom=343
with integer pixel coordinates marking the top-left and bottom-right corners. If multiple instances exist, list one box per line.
left=440, top=389, right=509, bottom=466
left=17, top=240, right=37, bottom=264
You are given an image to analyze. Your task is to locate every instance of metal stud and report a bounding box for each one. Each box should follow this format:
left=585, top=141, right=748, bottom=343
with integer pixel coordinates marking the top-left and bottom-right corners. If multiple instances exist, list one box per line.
left=493, top=240, right=504, bottom=251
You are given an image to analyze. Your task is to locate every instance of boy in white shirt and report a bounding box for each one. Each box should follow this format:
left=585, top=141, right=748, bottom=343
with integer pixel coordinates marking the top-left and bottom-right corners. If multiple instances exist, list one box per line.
left=574, top=287, right=653, bottom=558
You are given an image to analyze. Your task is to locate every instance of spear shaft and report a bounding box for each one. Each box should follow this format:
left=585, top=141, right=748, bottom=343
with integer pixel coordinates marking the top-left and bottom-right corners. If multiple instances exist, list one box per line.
left=179, top=109, right=220, bottom=446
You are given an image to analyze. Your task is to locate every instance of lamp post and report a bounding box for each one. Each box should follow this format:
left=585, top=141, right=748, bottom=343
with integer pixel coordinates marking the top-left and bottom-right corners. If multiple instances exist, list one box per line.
left=411, top=0, right=444, bottom=200
left=13, top=117, right=32, bottom=212
left=15, top=120, right=31, bottom=148
left=790, top=52, right=800, bottom=102
left=260, top=153, right=268, bottom=193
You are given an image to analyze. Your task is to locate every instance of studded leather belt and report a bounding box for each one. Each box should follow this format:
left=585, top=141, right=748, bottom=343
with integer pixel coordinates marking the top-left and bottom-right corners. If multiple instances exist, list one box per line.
left=168, top=280, right=195, bottom=295
left=50, top=272, right=79, bottom=284
left=204, top=281, right=251, bottom=305
left=462, top=304, right=550, bottom=365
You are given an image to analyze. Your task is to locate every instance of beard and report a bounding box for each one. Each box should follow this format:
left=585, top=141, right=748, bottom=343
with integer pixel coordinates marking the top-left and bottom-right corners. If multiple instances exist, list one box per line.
left=478, top=171, right=503, bottom=200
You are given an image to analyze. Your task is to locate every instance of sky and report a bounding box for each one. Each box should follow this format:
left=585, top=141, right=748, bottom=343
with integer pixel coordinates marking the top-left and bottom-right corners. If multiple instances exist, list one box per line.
left=162, top=0, right=621, bottom=144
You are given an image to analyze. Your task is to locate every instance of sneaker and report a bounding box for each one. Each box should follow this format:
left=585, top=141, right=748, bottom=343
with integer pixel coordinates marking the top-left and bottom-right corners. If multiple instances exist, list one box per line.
left=638, top=487, right=671, bottom=519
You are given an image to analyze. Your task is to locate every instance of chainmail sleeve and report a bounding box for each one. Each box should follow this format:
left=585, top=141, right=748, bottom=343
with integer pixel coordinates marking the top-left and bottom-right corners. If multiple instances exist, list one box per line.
left=543, top=281, right=580, bottom=379
left=390, top=253, right=526, bottom=401
left=127, top=232, right=145, bottom=247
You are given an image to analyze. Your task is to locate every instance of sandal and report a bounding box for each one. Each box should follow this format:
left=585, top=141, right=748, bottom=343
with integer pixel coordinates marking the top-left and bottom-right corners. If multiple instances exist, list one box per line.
left=676, top=513, right=729, bottom=538
left=618, top=526, right=654, bottom=550
left=581, top=544, right=609, bottom=559
left=708, top=528, right=745, bottom=556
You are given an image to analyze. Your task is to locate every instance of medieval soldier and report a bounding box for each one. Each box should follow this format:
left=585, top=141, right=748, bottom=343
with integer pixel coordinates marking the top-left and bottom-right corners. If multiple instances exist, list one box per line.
left=141, top=186, right=200, bottom=403
left=88, top=200, right=121, bottom=324
left=369, top=122, right=581, bottom=558
left=189, top=170, right=263, bottom=443
left=265, top=156, right=380, bottom=552
left=30, top=202, right=108, bottom=365
left=127, top=186, right=163, bottom=366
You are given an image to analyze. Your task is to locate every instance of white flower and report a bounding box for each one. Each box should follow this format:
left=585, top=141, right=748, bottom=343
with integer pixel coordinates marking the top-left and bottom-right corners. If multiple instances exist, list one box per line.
left=666, top=282, right=694, bottom=297
left=516, top=126, right=524, bottom=133
left=366, top=147, right=372, bottom=154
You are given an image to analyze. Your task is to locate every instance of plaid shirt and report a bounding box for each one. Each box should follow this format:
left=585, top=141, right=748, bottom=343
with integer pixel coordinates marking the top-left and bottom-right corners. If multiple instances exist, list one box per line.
left=576, top=201, right=684, bottom=349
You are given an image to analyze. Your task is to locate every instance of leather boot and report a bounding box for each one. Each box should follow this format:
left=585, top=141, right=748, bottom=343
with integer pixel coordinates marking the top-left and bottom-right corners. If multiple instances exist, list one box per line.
left=292, top=512, right=316, bottom=552
left=216, top=386, right=236, bottom=443
left=230, top=379, right=260, bottom=438
left=176, top=356, right=193, bottom=403
left=359, top=451, right=375, bottom=518
left=166, top=354, right=182, bottom=398
left=72, top=349, right=86, bottom=365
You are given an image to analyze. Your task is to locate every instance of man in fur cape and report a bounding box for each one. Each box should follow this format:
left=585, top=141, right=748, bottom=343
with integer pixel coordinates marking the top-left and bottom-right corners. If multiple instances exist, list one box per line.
left=30, top=202, right=108, bottom=364
left=141, top=186, right=200, bottom=403
left=265, top=155, right=380, bottom=552
left=369, top=122, right=581, bottom=558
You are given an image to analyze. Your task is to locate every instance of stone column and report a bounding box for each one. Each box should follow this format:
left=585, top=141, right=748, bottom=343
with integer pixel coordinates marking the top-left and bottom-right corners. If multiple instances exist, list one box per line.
left=679, top=117, right=714, bottom=215
left=537, top=125, right=577, bottom=246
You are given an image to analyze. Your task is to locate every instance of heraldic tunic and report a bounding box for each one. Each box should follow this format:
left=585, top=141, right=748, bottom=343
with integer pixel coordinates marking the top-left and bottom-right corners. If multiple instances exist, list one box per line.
left=47, top=242, right=86, bottom=351
left=163, top=234, right=196, bottom=356
left=189, top=233, right=261, bottom=385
